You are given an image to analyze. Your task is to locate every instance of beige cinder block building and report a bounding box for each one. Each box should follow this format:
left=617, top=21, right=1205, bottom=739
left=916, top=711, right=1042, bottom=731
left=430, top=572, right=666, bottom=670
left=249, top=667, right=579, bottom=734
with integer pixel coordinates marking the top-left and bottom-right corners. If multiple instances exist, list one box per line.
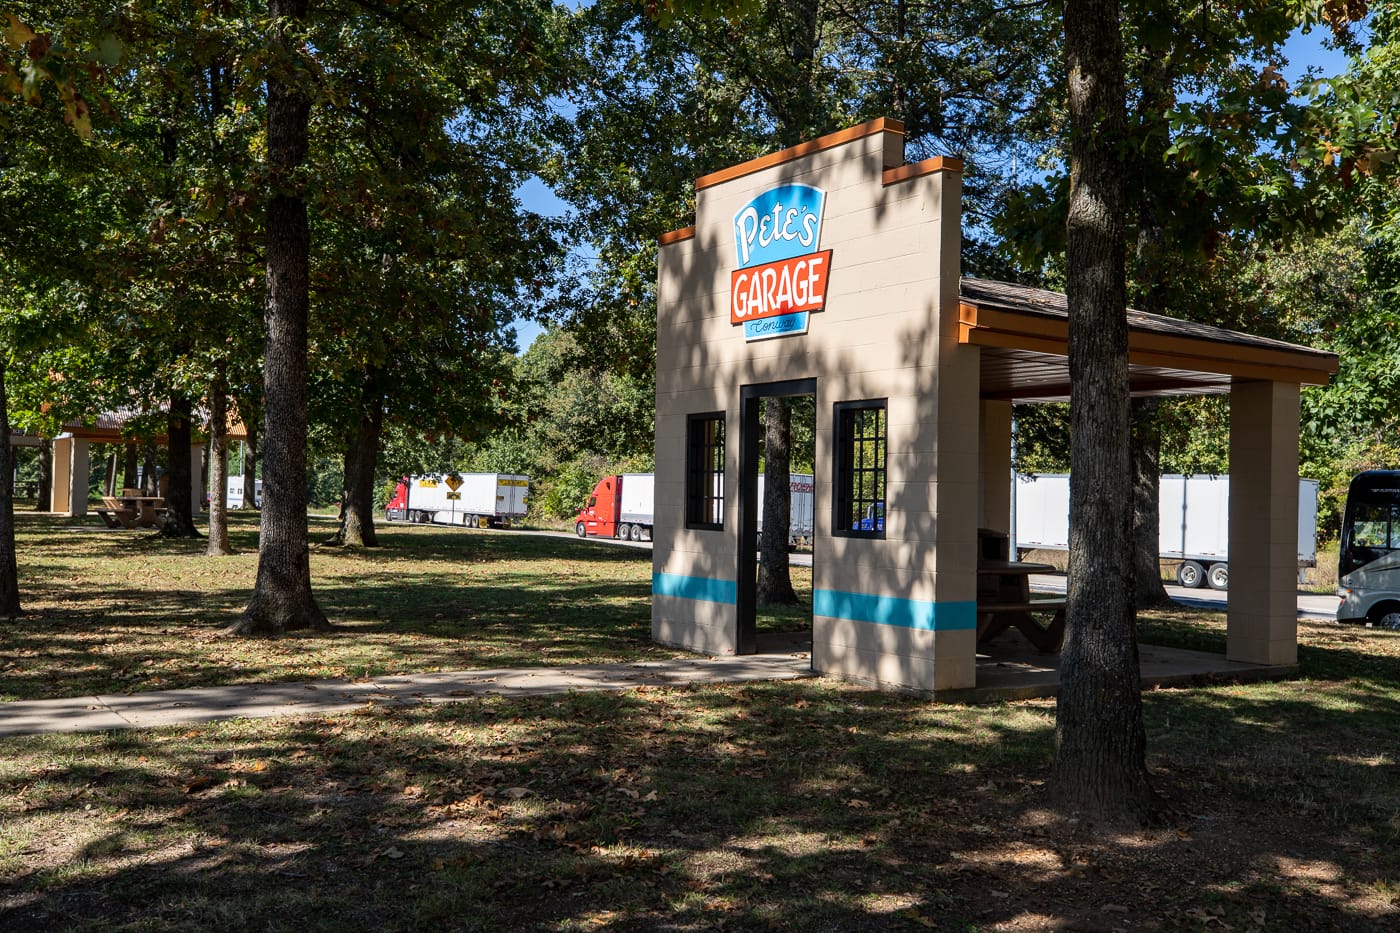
left=652, top=118, right=1338, bottom=694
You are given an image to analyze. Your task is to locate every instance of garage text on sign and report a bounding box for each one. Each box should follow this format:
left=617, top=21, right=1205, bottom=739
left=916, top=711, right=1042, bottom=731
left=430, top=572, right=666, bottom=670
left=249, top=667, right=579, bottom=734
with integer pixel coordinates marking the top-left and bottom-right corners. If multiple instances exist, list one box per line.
left=730, top=183, right=831, bottom=340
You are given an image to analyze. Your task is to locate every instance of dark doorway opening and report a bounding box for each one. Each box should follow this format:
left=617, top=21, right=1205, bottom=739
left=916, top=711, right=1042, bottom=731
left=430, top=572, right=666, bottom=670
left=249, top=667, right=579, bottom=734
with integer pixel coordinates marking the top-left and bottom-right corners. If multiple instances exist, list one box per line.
left=738, top=379, right=816, bottom=654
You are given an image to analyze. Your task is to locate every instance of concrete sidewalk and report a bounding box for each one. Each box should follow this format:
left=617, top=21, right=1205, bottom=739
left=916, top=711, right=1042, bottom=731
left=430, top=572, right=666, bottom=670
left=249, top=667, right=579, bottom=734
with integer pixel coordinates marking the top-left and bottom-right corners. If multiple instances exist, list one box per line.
left=0, top=654, right=817, bottom=739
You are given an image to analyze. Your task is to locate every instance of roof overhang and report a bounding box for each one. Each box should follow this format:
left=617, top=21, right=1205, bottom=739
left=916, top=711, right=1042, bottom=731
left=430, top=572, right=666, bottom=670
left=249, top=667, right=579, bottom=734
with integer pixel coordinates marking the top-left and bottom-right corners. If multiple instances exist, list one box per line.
left=958, top=279, right=1339, bottom=404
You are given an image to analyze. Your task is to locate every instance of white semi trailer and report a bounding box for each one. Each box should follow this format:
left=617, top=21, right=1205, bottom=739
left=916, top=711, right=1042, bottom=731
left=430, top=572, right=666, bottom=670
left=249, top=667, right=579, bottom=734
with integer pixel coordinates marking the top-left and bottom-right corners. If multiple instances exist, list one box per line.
left=758, top=473, right=815, bottom=546
left=385, top=473, right=530, bottom=528
left=1012, top=472, right=1319, bottom=590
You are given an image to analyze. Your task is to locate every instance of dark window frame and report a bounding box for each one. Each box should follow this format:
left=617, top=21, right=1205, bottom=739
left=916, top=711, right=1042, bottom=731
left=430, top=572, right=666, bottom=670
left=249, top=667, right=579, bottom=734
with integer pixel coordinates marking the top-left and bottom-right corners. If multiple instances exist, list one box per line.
left=833, top=399, right=888, bottom=539
left=685, top=412, right=726, bottom=530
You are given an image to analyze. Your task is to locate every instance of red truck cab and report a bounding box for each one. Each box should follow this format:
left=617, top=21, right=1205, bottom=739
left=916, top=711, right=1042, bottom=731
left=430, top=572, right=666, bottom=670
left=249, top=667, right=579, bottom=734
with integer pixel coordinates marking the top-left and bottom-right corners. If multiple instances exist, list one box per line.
left=385, top=479, right=411, bottom=521
left=575, top=476, right=620, bottom=538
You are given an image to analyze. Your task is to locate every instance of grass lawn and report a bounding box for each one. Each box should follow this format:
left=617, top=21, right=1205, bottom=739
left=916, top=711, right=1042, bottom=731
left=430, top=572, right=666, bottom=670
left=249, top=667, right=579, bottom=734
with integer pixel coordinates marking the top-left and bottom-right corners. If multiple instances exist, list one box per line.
left=1, top=511, right=677, bottom=701
left=1, top=512, right=1397, bottom=931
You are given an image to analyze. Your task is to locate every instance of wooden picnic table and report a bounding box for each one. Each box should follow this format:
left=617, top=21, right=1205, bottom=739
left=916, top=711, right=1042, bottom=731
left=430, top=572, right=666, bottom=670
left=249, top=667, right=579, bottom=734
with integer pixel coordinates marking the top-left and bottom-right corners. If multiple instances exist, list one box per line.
left=976, top=560, right=1067, bottom=652
left=125, top=496, right=166, bottom=529
left=97, top=495, right=166, bottom=530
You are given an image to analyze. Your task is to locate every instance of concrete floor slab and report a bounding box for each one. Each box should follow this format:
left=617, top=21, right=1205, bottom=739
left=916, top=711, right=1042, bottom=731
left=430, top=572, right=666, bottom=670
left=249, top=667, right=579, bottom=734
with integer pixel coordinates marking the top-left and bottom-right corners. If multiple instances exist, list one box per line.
left=935, top=629, right=1297, bottom=703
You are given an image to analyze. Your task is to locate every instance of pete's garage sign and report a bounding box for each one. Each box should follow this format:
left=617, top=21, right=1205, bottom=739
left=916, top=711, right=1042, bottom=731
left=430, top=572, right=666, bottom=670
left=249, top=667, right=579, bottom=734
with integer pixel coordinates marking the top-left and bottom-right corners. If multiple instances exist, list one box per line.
left=730, top=183, right=832, bottom=341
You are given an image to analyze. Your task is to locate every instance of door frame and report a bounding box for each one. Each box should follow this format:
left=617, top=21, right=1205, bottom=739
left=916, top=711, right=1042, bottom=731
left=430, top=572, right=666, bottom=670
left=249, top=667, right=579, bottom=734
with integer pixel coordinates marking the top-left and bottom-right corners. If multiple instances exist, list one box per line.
left=737, top=378, right=817, bottom=654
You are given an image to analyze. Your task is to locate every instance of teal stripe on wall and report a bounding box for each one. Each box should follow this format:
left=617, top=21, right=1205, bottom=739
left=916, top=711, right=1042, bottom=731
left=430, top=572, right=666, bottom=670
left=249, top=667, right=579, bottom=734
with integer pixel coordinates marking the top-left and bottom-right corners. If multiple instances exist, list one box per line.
left=653, top=572, right=737, bottom=605
left=813, top=588, right=976, bottom=631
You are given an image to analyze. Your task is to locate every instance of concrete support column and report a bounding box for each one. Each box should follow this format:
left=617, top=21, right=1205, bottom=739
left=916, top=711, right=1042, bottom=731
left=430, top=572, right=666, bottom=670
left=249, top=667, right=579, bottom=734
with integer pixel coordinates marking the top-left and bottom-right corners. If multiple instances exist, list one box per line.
left=51, top=436, right=90, bottom=516
left=1227, top=380, right=1300, bottom=665
left=925, top=167, right=980, bottom=692
left=979, top=399, right=1013, bottom=535
left=51, top=438, right=72, bottom=513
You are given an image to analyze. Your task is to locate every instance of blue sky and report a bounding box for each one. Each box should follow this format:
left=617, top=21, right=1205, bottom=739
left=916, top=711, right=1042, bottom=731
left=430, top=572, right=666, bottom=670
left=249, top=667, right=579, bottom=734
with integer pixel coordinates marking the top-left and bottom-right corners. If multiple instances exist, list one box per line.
left=510, top=177, right=571, bottom=352
left=510, top=21, right=1362, bottom=354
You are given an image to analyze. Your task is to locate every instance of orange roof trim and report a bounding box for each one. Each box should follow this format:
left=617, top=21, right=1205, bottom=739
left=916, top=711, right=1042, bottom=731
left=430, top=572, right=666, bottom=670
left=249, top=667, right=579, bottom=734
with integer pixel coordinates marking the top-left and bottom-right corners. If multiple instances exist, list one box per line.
left=694, top=118, right=905, bottom=191
left=958, top=300, right=1340, bottom=386
left=658, top=226, right=696, bottom=247
left=883, top=156, right=963, bottom=186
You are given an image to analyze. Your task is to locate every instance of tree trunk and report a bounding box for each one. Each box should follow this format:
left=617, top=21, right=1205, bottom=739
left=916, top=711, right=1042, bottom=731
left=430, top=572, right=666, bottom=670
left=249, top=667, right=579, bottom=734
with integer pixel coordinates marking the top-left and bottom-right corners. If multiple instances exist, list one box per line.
left=1128, top=51, right=1173, bottom=610
left=240, top=420, right=259, bottom=509
left=758, top=398, right=798, bottom=606
left=330, top=367, right=384, bottom=548
left=1131, top=398, right=1170, bottom=607
left=0, top=357, right=22, bottom=617
left=1051, top=0, right=1154, bottom=827
left=35, top=437, right=51, bottom=511
left=230, top=0, right=327, bottom=635
left=104, top=450, right=118, bottom=496
left=161, top=395, right=202, bottom=538
left=122, top=442, right=138, bottom=492
left=142, top=442, right=158, bottom=496
left=754, top=0, right=820, bottom=610
left=205, top=366, right=234, bottom=555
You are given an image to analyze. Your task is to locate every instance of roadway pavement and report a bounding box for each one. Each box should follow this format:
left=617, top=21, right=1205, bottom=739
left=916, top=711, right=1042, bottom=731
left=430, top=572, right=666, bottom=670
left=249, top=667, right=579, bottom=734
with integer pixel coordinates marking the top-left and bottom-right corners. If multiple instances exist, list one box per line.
left=1026, top=574, right=1339, bottom=620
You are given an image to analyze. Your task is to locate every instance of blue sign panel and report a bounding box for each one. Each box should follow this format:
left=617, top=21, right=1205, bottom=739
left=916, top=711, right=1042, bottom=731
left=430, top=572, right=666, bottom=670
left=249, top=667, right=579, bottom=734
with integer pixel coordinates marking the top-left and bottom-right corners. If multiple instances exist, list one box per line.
left=743, top=311, right=809, bottom=341
left=732, top=184, right=826, bottom=269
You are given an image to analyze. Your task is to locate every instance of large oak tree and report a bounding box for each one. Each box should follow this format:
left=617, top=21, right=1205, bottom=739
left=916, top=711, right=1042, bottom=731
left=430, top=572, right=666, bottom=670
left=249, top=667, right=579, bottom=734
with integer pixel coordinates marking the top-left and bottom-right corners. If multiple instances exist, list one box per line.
left=230, top=0, right=326, bottom=634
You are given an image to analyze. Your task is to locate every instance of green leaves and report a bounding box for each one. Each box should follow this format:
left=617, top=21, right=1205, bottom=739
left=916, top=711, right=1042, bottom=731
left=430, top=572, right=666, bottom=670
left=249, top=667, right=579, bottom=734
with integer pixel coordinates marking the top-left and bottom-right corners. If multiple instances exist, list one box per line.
left=0, top=8, right=128, bottom=139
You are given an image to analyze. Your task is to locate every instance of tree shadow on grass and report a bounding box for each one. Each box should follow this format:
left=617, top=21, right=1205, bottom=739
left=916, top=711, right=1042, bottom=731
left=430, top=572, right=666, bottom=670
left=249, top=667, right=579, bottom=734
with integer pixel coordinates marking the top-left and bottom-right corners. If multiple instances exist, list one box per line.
left=1138, top=608, right=1400, bottom=684
left=0, top=571, right=665, bottom=700
left=3, top=517, right=665, bottom=700
left=2, top=680, right=1396, bottom=931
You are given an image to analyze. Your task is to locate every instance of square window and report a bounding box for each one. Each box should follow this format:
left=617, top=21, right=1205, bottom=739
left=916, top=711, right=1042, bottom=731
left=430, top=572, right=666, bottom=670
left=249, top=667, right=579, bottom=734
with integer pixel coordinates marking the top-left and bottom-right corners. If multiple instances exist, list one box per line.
left=834, top=400, right=886, bottom=538
left=686, top=413, right=725, bottom=529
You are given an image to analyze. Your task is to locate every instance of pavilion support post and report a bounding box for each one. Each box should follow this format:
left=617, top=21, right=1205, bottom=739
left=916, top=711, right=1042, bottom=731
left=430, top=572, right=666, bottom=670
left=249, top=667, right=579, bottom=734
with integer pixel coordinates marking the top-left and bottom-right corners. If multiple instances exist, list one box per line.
left=979, top=399, right=1013, bottom=536
left=1227, top=379, right=1299, bottom=666
left=51, top=437, right=90, bottom=517
left=51, top=438, right=71, bottom=513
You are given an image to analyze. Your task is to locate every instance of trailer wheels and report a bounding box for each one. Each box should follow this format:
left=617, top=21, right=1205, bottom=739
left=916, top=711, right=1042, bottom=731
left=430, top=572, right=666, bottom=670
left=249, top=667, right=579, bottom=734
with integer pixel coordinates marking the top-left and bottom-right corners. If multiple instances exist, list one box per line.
left=575, top=522, right=587, bottom=538
left=1207, top=563, right=1229, bottom=591
left=629, top=523, right=643, bottom=542
left=617, top=523, right=630, bottom=541
left=1176, top=560, right=1205, bottom=588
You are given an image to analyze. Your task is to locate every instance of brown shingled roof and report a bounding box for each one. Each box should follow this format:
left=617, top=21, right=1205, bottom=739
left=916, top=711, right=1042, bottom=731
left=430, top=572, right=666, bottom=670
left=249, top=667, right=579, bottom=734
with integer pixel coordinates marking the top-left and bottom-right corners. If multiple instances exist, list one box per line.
left=960, top=277, right=1335, bottom=360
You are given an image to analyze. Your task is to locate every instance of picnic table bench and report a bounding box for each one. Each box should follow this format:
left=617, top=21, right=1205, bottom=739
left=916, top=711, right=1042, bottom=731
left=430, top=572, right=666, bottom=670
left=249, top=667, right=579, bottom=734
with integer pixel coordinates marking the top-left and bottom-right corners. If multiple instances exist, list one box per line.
left=976, top=560, right=1067, bottom=653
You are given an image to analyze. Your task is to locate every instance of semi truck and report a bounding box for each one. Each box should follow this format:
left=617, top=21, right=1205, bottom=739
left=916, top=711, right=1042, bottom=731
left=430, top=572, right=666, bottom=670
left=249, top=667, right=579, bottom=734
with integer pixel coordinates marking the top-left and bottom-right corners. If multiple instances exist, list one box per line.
left=575, top=473, right=656, bottom=541
left=575, top=472, right=815, bottom=544
left=384, top=473, right=529, bottom=528
left=1012, top=472, right=1319, bottom=590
